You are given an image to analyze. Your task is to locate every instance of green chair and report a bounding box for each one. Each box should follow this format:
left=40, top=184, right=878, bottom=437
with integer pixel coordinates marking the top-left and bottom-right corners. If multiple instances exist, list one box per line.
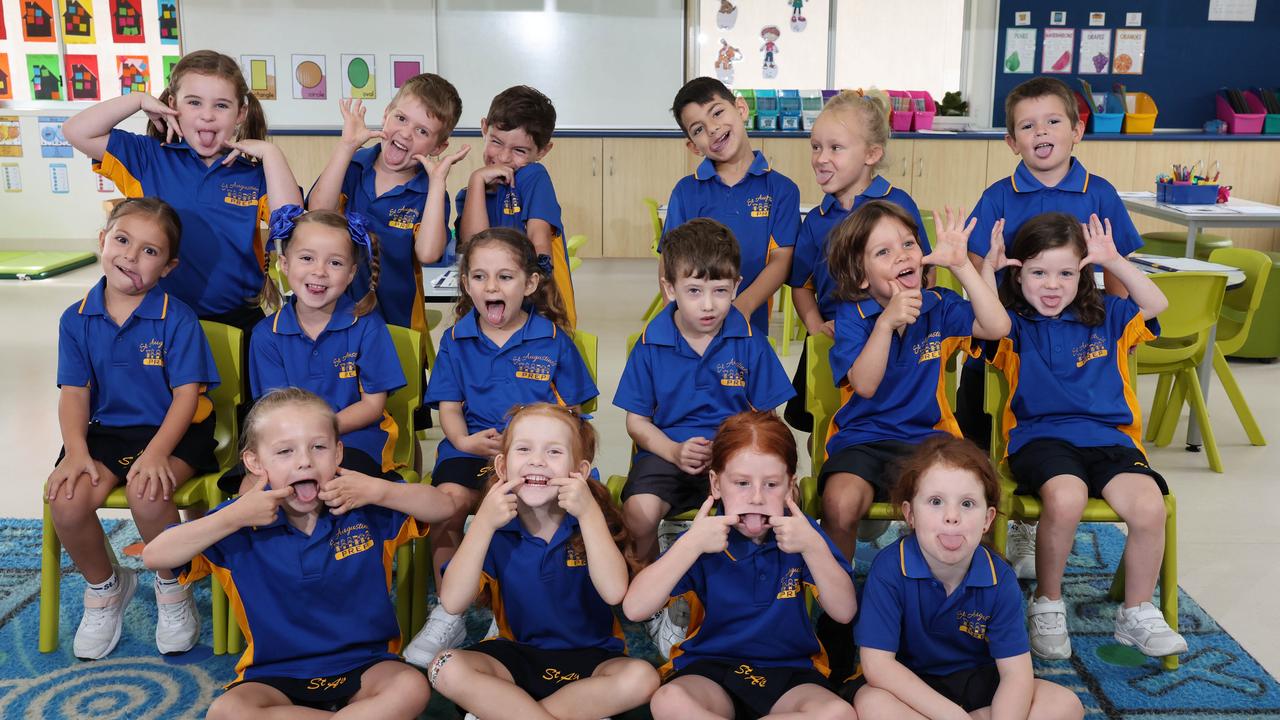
left=572, top=330, right=599, bottom=415
left=984, top=363, right=1181, bottom=671
left=1231, top=250, right=1280, bottom=360
left=642, top=198, right=667, bottom=323
left=1141, top=231, right=1232, bottom=261
left=566, top=234, right=587, bottom=273
left=1201, top=248, right=1271, bottom=445
left=40, top=321, right=241, bottom=655
left=1138, top=273, right=1228, bottom=472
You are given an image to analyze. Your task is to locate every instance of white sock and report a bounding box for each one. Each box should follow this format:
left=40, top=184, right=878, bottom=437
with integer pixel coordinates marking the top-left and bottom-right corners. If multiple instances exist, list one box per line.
left=87, top=572, right=118, bottom=595
left=155, top=575, right=181, bottom=593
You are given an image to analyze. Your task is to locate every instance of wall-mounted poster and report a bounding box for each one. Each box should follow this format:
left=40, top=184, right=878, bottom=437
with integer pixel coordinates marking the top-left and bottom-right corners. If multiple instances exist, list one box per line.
left=1078, top=29, right=1111, bottom=74
left=60, top=0, right=97, bottom=44
left=109, top=0, right=145, bottom=42
left=1113, top=28, right=1146, bottom=74
left=292, top=54, right=326, bottom=100
left=22, top=0, right=57, bottom=42
left=1003, top=28, right=1036, bottom=74
left=1041, top=27, right=1074, bottom=73
left=342, top=54, right=375, bottom=99
left=28, top=54, right=64, bottom=99
left=65, top=54, right=102, bottom=100
left=241, top=54, right=277, bottom=100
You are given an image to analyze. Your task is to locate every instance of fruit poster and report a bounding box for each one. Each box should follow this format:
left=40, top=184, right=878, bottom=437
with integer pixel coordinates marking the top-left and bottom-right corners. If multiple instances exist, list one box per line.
left=1041, top=28, right=1074, bottom=74
left=1113, top=29, right=1145, bottom=75
left=1078, top=29, right=1111, bottom=74
left=1003, top=28, right=1035, bottom=74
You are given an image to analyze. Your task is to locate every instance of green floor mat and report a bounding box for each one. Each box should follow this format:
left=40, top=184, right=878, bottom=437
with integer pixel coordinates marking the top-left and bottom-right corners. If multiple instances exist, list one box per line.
left=0, top=251, right=97, bottom=280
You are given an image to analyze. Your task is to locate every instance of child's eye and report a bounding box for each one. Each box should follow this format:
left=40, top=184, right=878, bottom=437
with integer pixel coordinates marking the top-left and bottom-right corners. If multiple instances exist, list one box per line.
left=417, top=127, right=428, bottom=136
left=499, top=273, right=514, bottom=281
left=904, top=240, right=917, bottom=250
left=962, top=499, right=976, bottom=508
left=1030, top=269, right=1045, bottom=277
left=313, top=443, right=328, bottom=450
left=875, top=248, right=889, bottom=257
left=548, top=448, right=563, bottom=455
left=330, top=259, right=346, bottom=268
left=928, top=496, right=943, bottom=506
left=277, top=448, right=292, bottom=456
left=143, top=247, right=158, bottom=256
left=216, top=102, right=230, bottom=110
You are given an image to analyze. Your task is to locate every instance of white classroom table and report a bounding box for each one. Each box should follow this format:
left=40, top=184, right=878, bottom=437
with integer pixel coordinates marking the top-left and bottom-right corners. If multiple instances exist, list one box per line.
left=423, top=266, right=459, bottom=301
left=1120, top=193, right=1280, bottom=258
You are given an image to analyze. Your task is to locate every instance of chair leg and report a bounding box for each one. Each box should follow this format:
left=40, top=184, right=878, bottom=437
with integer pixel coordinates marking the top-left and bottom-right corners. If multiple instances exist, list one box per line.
left=990, top=511, right=1009, bottom=555
left=228, top=607, right=243, bottom=654
left=780, top=286, right=794, bottom=357
left=39, top=505, right=62, bottom=653
left=411, top=536, right=432, bottom=635
left=210, top=576, right=227, bottom=656
left=1147, top=373, right=1174, bottom=443
left=395, top=545, right=413, bottom=646
left=1155, top=374, right=1189, bottom=448
left=1183, top=370, right=1223, bottom=473
left=1214, top=348, right=1266, bottom=446
left=1159, top=495, right=1179, bottom=671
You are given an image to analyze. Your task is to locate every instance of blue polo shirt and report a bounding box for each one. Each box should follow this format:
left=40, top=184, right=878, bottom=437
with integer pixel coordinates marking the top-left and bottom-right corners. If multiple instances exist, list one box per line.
left=856, top=535, right=1029, bottom=677
left=456, top=162, right=577, bottom=327
left=249, top=295, right=406, bottom=471
left=787, top=177, right=929, bottom=320
left=93, top=129, right=271, bottom=316
left=319, top=144, right=450, bottom=333
left=57, top=278, right=218, bottom=427
left=180, top=500, right=425, bottom=683
left=613, top=304, right=794, bottom=460
left=470, top=514, right=624, bottom=653
left=989, top=296, right=1158, bottom=456
left=967, top=158, right=1142, bottom=260
left=826, top=289, right=976, bottom=455
left=662, top=150, right=801, bottom=334
left=424, top=309, right=596, bottom=467
left=663, top=516, right=851, bottom=677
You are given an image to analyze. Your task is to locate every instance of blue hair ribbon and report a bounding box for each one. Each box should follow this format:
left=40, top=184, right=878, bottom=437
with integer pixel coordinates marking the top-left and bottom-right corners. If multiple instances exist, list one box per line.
left=267, top=204, right=374, bottom=266
left=536, top=253, right=554, bottom=275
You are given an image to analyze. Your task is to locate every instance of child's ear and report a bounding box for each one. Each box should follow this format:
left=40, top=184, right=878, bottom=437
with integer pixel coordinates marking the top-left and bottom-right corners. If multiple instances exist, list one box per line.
left=97, top=229, right=107, bottom=253
left=534, top=140, right=553, bottom=161
left=659, top=277, right=677, bottom=303
left=524, top=272, right=540, bottom=298
left=900, top=500, right=914, bottom=528
left=160, top=257, right=180, bottom=277
left=493, top=453, right=507, bottom=481
left=734, top=96, right=750, bottom=121
left=982, top=505, right=997, bottom=534
left=685, top=138, right=703, bottom=157
left=734, top=275, right=744, bottom=296
left=866, top=144, right=885, bottom=168
left=242, top=449, right=265, bottom=480
left=335, top=439, right=344, bottom=468
left=479, top=117, right=490, bottom=136
left=1070, top=119, right=1085, bottom=144
left=1004, top=133, right=1018, bottom=155
left=576, top=459, right=591, bottom=479
left=708, top=470, right=723, bottom=500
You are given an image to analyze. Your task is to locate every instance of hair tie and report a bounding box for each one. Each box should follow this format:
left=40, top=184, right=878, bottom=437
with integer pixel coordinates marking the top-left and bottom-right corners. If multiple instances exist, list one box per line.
left=536, top=253, right=554, bottom=276
left=267, top=204, right=305, bottom=254
left=346, top=211, right=375, bottom=267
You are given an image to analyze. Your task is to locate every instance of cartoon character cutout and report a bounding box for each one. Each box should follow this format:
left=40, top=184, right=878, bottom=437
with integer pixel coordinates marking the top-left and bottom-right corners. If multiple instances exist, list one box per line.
left=760, top=25, right=780, bottom=78
left=716, top=0, right=738, bottom=30
left=789, top=0, right=807, bottom=31
left=715, top=39, right=742, bottom=84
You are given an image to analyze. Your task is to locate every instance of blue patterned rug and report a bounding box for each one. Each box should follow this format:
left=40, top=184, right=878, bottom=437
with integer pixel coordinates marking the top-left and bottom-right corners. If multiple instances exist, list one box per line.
left=3, top=518, right=1277, bottom=719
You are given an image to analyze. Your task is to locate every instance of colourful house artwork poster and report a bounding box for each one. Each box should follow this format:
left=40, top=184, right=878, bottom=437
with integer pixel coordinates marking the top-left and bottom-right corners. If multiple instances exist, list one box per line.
left=60, top=0, right=95, bottom=44
left=291, top=54, right=326, bottom=100
left=28, top=53, right=63, bottom=100
left=241, top=55, right=277, bottom=101
left=158, top=0, right=178, bottom=44
left=109, top=0, right=144, bottom=42
left=118, top=55, right=149, bottom=95
left=65, top=54, right=101, bottom=100
left=22, top=0, right=57, bottom=42
left=341, top=54, right=375, bottom=100
left=163, top=55, right=178, bottom=87
left=0, top=55, right=11, bottom=100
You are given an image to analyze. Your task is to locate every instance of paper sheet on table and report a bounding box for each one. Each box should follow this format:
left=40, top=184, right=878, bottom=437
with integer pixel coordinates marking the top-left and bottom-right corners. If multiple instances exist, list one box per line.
left=1131, top=254, right=1236, bottom=272
left=1163, top=204, right=1239, bottom=215
left=1118, top=191, right=1156, bottom=199
left=1224, top=204, right=1280, bottom=215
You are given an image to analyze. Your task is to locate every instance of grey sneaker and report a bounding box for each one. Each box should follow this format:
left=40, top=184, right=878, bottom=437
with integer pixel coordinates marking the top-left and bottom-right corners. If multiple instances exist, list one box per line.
left=154, top=577, right=200, bottom=654
left=1027, top=595, right=1071, bottom=660
left=403, top=605, right=466, bottom=668
left=1114, top=602, right=1187, bottom=657
left=645, top=608, right=685, bottom=661
left=1007, top=521, right=1037, bottom=581
left=74, top=566, right=138, bottom=660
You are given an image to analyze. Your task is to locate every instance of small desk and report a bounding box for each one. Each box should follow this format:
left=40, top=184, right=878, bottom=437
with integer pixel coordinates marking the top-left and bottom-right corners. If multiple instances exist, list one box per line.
left=1119, top=193, right=1280, bottom=259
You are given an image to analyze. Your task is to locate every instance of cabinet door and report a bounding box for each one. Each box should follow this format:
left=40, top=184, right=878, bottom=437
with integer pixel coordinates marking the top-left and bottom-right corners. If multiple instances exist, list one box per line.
left=1200, top=141, right=1280, bottom=248
left=882, top=138, right=914, bottom=195
left=602, top=138, right=694, bottom=257
left=1073, top=140, right=1137, bottom=191
left=760, top=137, right=821, bottom=205
left=271, top=134, right=337, bottom=192
left=543, top=138, right=604, bottom=256
left=909, top=140, right=990, bottom=212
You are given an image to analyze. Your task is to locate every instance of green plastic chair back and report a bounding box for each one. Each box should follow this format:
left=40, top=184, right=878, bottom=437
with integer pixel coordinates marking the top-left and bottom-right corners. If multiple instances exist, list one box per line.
left=643, top=198, right=663, bottom=257
left=572, top=330, right=599, bottom=414
left=566, top=234, right=587, bottom=257
left=387, top=325, right=424, bottom=477
left=1208, top=247, right=1272, bottom=355
left=1137, top=273, right=1227, bottom=371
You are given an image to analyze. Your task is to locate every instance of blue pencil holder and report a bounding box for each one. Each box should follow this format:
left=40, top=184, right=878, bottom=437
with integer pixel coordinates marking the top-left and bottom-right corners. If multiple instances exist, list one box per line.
left=1158, top=182, right=1219, bottom=205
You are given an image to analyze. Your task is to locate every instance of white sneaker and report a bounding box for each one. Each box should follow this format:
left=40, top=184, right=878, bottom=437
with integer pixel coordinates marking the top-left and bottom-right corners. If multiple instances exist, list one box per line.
left=403, top=605, right=467, bottom=668
left=484, top=615, right=499, bottom=639
left=1007, top=521, right=1037, bottom=581
left=645, top=607, right=685, bottom=661
left=1114, top=602, right=1188, bottom=657
left=74, top=566, right=138, bottom=660
left=154, top=577, right=200, bottom=654
left=1027, top=595, right=1071, bottom=660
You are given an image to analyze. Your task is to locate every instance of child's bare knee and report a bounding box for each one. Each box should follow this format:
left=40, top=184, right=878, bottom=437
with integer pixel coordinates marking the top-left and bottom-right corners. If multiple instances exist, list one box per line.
left=206, top=693, right=242, bottom=720
left=427, top=649, right=461, bottom=692
left=648, top=683, right=691, bottom=717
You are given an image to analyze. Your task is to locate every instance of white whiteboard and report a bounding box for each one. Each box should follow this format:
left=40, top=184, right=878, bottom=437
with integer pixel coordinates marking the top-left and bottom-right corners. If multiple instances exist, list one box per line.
left=182, top=0, right=686, bottom=131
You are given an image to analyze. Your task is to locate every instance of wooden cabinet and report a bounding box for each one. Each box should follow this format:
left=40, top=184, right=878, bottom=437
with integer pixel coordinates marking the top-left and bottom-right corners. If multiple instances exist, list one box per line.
left=543, top=138, right=604, bottom=256
left=909, top=140, right=990, bottom=212
left=271, top=134, right=336, bottom=192
left=882, top=139, right=914, bottom=194
left=601, top=138, right=691, bottom=257
left=760, top=138, right=821, bottom=205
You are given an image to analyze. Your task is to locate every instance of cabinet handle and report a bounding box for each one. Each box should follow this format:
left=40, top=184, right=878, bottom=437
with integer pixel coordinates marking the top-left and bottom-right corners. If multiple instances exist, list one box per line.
left=916, top=158, right=924, bottom=177
left=609, top=156, right=614, bottom=176
left=901, top=158, right=908, bottom=176
left=592, top=157, right=597, bottom=177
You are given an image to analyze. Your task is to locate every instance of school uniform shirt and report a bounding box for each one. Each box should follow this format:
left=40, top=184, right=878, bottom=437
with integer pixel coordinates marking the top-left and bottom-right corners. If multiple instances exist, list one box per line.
left=856, top=534, right=1029, bottom=677
left=826, top=289, right=976, bottom=457
left=662, top=151, right=801, bottom=335
left=989, top=295, right=1159, bottom=456
left=613, top=304, right=794, bottom=461
left=320, top=144, right=450, bottom=334
left=662, top=516, right=852, bottom=677
left=470, top=514, right=624, bottom=653
left=57, top=278, right=218, bottom=427
left=250, top=295, right=406, bottom=471
left=180, top=500, right=426, bottom=683
left=424, top=308, right=596, bottom=467
left=455, top=162, right=578, bottom=328
left=93, top=129, right=271, bottom=316
left=787, top=177, right=929, bottom=321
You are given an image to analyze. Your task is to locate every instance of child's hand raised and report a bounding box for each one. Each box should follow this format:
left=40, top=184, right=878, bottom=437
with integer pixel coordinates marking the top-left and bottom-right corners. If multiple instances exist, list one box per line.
left=127, top=451, right=177, bottom=502
left=1079, top=214, right=1120, bottom=269
left=417, top=145, right=471, bottom=184
left=984, top=218, right=1022, bottom=273
left=879, top=282, right=922, bottom=330
left=140, top=95, right=181, bottom=143
left=471, top=163, right=515, bottom=188
left=219, top=138, right=280, bottom=167
left=675, top=437, right=713, bottom=475
left=475, top=477, right=520, bottom=532
left=339, top=99, right=385, bottom=151
left=682, top=496, right=738, bottom=555
left=230, top=476, right=293, bottom=528
left=922, top=207, right=978, bottom=270
left=318, top=467, right=387, bottom=516
left=770, top=497, right=823, bottom=555
left=552, top=472, right=598, bottom=519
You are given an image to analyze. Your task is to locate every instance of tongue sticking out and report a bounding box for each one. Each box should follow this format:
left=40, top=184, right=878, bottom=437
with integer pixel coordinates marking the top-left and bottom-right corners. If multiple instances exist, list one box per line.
left=124, top=269, right=143, bottom=291
left=292, top=480, right=318, bottom=504
left=1034, top=143, right=1054, bottom=159
left=938, top=534, right=965, bottom=551
left=485, top=301, right=506, bottom=326
left=741, top=513, right=769, bottom=536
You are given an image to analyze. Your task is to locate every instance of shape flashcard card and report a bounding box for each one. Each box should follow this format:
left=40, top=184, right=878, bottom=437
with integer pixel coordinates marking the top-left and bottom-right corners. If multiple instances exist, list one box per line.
left=0, top=117, right=21, bottom=158
left=1004, top=28, right=1035, bottom=74
left=50, top=163, right=69, bottom=193
left=292, top=54, right=326, bottom=99
left=391, top=55, right=423, bottom=89
left=241, top=55, right=277, bottom=100
left=342, top=54, right=375, bottom=100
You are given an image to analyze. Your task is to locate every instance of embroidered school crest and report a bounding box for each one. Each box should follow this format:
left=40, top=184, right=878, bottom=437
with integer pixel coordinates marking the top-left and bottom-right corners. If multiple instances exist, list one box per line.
left=139, top=338, right=164, bottom=367
left=913, top=331, right=942, bottom=363
left=334, top=351, right=359, bottom=379
left=716, top=358, right=747, bottom=387
left=331, top=522, right=374, bottom=560
left=776, top=566, right=802, bottom=599
left=512, top=353, right=556, bottom=382
left=502, top=189, right=522, bottom=216
left=388, top=206, right=420, bottom=230
left=747, top=193, right=772, bottom=218
left=956, top=609, right=991, bottom=640
left=565, top=545, right=587, bottom=567
left=220, top=181, right=261, bottom=207
left=1073, top=333, right=1108, bottom=368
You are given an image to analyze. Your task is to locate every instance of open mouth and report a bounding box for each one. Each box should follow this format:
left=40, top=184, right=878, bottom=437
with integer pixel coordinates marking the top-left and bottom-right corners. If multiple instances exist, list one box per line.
left=1040, top=295, right=1062, bottom=308
left=1033, top=142, right=1054, bottom=159
left=938, top=533, right=965, bottom=552
left=895, top=267, right=919, bottom=289
left=709, top=128, right=731, bottom=154
left=289, top=479, right=319, bottom=503
left=739, top=513, right=770, bottom=536
left=196, top=130, right=217, bottom=148
left=814, top=169, right=835, bottom=185
left=523, top=474, right=549, bottom=486
left=304, top=282, right=328, bottom=296
left=484, top=300, right=507, bottom=326
left=385, top=138, right=410, bottom=164
left=116, top=264, right=143, bottom=291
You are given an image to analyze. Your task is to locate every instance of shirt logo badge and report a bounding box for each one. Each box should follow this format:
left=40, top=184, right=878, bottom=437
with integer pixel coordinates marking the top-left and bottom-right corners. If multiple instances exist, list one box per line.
left=332, top=522, right=374, bottom=560
left=1073, top=333, right=1109, bottom=368
left=139, top=339, right=165, bottom=367
left=957, top=609, right=991, bottom=640
left=716, top=358, right=747, bottom=387
left=503, top=189, right=522, bottom=216
left=542, top=667, right=583, bottom=684
left=388, top=206, right=420, bottom=230
left=513, top=353, right=556, bottom=382
left=776, top=567, right=801, bottom=599
left=735, top=664, right=768, bottom=687
left=565, top=545, right=587, bottom=567
left=913, top=331, right=942, bottom=363
left=747, top=193, right=772, bottom=218
left=334, top=351, right=359, bottom=379
left=221, top=181, right=261, bottom=208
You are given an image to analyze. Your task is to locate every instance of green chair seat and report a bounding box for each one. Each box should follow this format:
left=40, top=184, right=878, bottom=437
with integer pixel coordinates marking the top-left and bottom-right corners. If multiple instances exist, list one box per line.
left=1140, top=232, right=1232, bottom=260
left=0, top=251, right=97, bottom=279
